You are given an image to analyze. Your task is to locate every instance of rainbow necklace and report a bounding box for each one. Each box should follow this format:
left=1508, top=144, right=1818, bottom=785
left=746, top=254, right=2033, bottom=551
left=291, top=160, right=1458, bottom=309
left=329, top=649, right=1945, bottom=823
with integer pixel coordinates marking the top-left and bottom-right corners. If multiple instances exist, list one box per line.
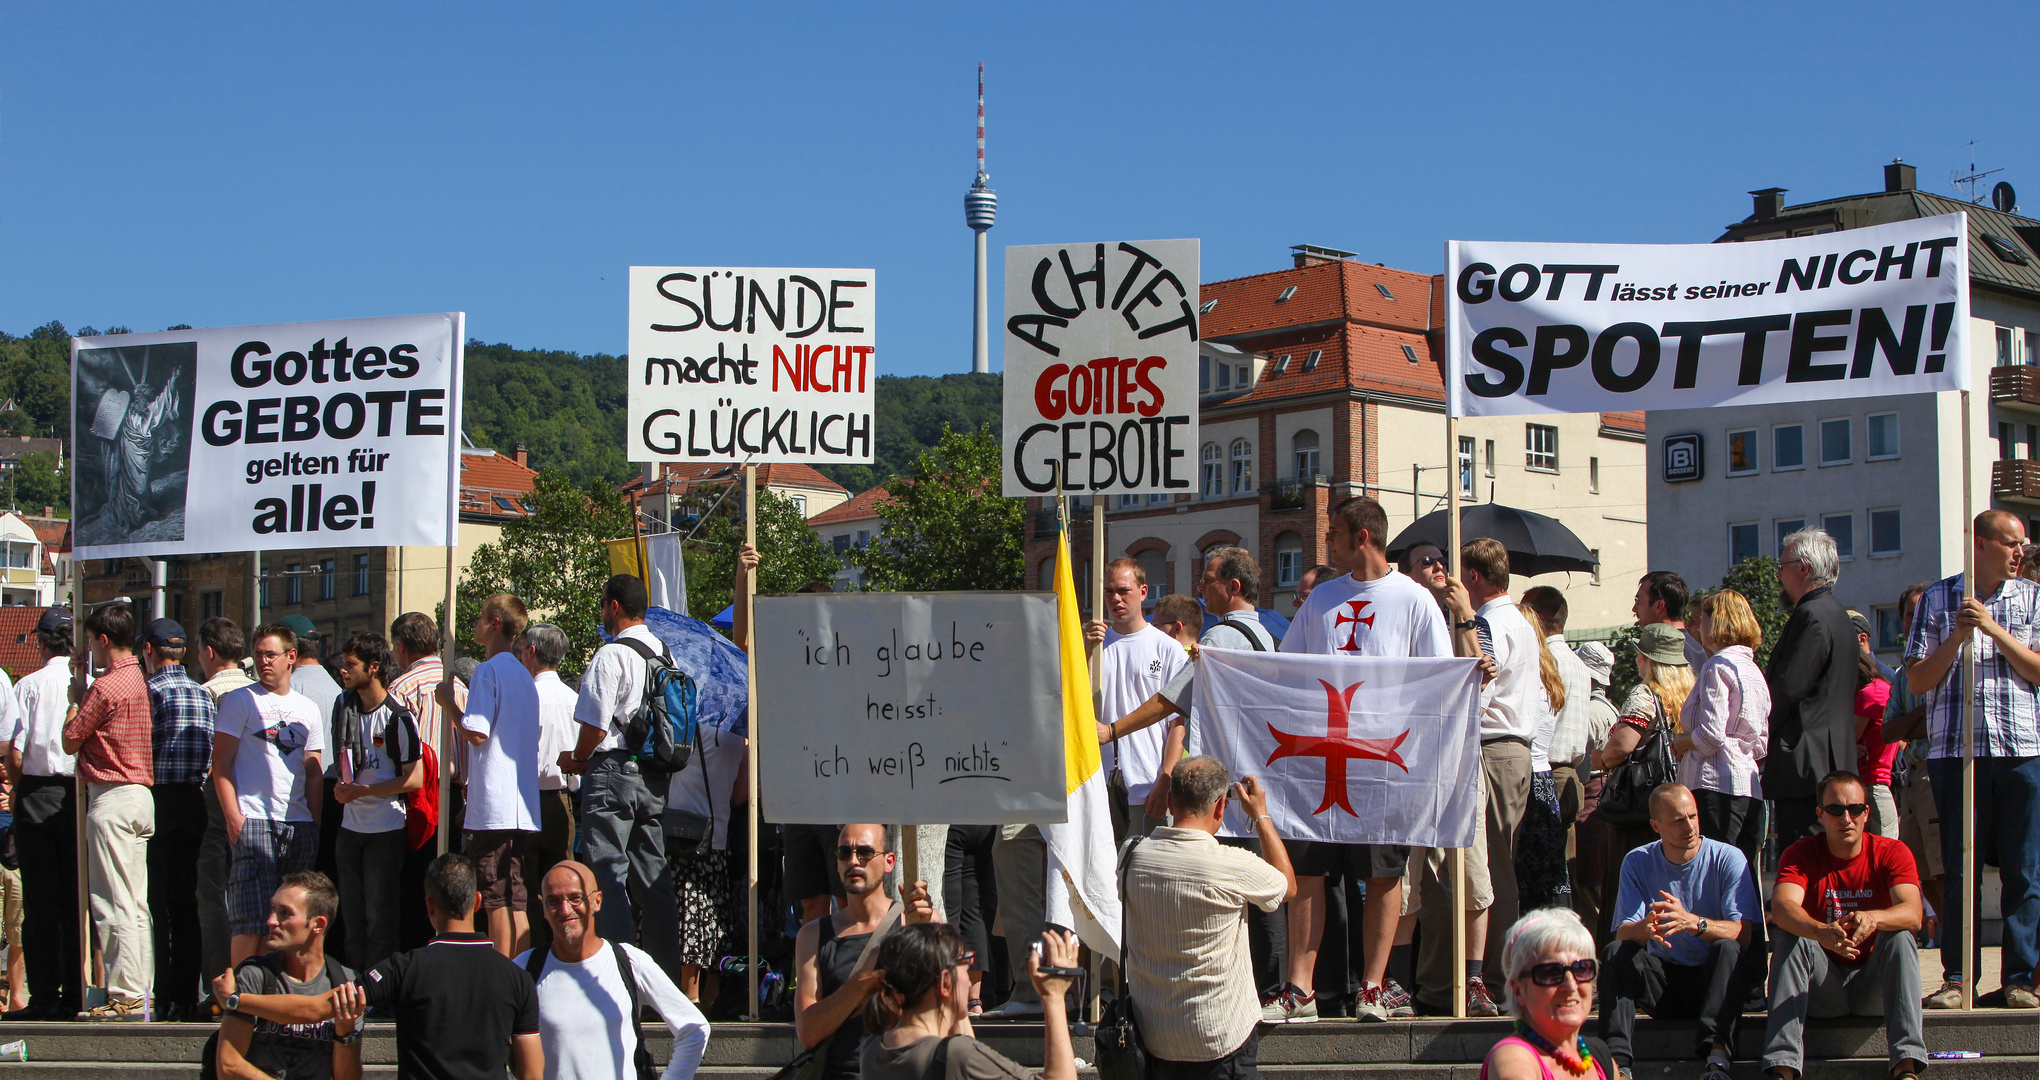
left=1513, top=1019, right=1595, bottom=1076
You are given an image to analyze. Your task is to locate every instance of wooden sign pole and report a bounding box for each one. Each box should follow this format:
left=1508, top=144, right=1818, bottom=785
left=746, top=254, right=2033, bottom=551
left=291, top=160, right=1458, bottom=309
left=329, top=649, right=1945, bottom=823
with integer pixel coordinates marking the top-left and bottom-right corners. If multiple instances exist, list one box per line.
left=1447, top=416, right=1466, bottom=1021
left=744, top=465, right=762, bottom=1017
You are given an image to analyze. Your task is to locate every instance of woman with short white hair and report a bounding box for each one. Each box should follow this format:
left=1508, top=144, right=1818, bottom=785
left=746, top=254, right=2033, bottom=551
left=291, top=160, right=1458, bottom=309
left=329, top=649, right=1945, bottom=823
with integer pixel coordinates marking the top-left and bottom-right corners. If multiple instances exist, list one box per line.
left=1482, top=907, right=1609, bottom=1080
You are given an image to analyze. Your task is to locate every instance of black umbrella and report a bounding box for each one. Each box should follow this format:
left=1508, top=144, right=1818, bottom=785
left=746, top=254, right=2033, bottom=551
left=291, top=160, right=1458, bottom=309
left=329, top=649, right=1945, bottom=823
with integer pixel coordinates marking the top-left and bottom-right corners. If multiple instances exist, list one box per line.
left=1386, top=503, right=1599, bottom=578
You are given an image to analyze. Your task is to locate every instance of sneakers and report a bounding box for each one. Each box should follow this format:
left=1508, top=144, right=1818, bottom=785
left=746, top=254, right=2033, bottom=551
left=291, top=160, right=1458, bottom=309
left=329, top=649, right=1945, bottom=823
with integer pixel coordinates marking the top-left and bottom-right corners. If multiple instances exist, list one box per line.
left=1354, top=983, right=1389, bottom=1022
left=1923, top=980, right=1965, bottom=1009
left=2005, top=983, right=2040, bottom=1009
left=1465, top=974, right=1501, bottom=1018
left=86, top=996, right=145, bottom=1021
left=1381, top=978, right=1416, bottom=1019
left=1259, top=984, right=1319, bottom=1024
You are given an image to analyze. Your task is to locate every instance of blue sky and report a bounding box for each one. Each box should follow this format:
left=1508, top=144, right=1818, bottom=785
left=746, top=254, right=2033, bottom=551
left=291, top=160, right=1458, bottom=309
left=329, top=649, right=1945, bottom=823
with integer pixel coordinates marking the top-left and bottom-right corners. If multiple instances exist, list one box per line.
left=5, top=2, right=2034, bottom=379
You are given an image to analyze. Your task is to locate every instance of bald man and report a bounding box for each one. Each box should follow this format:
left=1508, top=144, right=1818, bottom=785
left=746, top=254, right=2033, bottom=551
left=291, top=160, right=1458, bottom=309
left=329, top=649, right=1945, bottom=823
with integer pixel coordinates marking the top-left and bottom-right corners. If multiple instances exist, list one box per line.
left=517, top=860, right=709, bottom=1080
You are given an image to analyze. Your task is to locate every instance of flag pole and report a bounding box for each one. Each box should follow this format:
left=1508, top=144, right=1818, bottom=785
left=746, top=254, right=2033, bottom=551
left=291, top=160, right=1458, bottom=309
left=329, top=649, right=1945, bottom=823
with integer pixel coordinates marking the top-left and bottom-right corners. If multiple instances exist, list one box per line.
left=1447, top=416, right=1465, bottom=1020
left=71, top=563, right=89, bottom=1016
left=1960, top=389, right=1976, bottom=1010
left=438, top=548, right=458, bottom=856
left=744, top=464, right=762, bottom=1017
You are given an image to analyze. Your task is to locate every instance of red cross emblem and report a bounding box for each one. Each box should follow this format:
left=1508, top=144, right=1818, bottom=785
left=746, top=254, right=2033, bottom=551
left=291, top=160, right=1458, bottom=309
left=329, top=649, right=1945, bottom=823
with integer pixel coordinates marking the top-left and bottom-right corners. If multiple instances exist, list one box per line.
left=1334, top=600, right=1375, bottom=651
left=1266, top=679, right=1411, bottom=817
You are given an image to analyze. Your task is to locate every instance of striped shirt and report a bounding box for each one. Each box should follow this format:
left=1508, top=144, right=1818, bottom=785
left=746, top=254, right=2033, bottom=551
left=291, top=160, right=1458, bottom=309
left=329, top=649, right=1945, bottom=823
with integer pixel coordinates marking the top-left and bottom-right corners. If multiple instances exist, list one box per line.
left=1123, top=826, right=1286, bottom=1062
left=62, top=655, right=154, bottom=786
left=148, top=663, right=216, bottom=785
left=1906, top=573, right=2040, bottom=759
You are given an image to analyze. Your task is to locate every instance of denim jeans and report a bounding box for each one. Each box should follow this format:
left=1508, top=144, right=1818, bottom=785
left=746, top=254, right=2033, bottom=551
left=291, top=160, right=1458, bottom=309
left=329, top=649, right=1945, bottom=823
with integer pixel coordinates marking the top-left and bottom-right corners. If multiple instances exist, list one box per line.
left=580, top=752, right=682, bottom=980
left=1928, top=754, right=2040, bottom=987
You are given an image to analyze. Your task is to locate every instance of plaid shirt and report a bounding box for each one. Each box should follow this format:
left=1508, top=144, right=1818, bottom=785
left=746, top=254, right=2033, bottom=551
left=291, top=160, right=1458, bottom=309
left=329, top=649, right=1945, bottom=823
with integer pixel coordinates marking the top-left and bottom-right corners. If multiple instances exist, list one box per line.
left=149, top=663, right=216, bottom=785
left=62, top=655, right=154, bottom=785
left=1906, top=573, right=2040, bottom=759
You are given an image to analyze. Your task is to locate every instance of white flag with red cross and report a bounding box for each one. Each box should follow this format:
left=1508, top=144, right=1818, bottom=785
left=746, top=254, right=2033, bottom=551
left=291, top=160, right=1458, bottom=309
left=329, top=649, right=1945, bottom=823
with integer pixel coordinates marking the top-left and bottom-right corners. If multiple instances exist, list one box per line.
left=1192, top=646, right=1483, bottom=847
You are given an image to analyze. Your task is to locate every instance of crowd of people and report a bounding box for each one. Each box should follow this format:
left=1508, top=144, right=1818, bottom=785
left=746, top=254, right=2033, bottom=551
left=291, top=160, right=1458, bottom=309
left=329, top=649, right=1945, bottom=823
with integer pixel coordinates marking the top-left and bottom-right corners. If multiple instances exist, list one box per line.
left=0, top=496, right=2031, bottom=1080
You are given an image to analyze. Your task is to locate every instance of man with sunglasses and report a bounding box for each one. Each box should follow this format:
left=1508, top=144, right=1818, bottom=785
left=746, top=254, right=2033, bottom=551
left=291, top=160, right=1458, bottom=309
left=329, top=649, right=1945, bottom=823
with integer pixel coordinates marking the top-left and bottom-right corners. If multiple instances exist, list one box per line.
left=1761, top=770, right=1925, bottom=1080
left=794, top=824, right=930, bottom=1080
left=1599, top=784, right=1758, bottom=1080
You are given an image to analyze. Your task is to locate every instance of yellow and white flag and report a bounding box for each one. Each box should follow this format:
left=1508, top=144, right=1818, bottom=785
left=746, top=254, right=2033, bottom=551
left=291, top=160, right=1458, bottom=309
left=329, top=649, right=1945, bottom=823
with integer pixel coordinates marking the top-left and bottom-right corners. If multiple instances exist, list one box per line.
left=1041, top=521, right=1121, bottom=956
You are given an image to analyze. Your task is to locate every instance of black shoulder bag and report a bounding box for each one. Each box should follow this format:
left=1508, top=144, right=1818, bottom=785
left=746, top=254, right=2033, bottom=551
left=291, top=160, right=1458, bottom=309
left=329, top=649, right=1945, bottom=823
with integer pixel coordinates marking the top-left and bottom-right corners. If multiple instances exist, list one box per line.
left=528, top=943, right=658, bottom=1080
left=1596, top=691, right=1675, bottom=825
left=1093, top=839, right=1147, bottom=1080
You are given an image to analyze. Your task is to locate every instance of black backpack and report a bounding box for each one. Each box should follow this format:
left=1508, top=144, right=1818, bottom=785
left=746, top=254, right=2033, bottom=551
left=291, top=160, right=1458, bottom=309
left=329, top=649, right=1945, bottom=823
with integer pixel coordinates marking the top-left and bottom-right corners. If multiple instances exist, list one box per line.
left=617, top=637, right=701, bottom=779
left=527, top=944, right=658, bottom=1080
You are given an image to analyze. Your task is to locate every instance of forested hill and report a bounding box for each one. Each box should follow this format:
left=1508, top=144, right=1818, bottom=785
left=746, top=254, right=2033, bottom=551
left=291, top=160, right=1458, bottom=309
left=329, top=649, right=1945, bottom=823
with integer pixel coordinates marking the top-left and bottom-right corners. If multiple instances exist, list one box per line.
left=0, top=322, right=1001, bottom=496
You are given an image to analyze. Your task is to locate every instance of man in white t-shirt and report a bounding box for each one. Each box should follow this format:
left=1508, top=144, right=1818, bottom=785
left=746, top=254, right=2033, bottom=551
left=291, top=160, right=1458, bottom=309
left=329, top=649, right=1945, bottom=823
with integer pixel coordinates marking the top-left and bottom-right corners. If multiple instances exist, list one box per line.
left=520, top=622, right=581, bottom=954
left=439, top=593, right=543, bottom=959
left=518, top=860, right=708, bottom=1080
left=1271, top=496, right=1449, bottom=1023
left=332, top=631, right=424, bottom=975
left=1083, top=557, right=1189, bottom=841
left=214, top=623, right=327, bottom=964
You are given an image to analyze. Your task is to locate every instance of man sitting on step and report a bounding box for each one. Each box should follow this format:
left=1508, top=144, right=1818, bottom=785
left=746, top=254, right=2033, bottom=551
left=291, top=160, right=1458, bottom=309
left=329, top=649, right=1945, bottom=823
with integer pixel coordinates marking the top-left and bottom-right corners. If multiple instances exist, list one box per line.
left=209, top=872, right=364, bottom=1080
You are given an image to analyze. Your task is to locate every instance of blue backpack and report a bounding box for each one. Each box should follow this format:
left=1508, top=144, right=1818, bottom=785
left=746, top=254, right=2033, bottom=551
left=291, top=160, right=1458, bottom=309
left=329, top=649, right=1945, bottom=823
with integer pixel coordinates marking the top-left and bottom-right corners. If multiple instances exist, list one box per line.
left=618, top=637, right=700, bottom=777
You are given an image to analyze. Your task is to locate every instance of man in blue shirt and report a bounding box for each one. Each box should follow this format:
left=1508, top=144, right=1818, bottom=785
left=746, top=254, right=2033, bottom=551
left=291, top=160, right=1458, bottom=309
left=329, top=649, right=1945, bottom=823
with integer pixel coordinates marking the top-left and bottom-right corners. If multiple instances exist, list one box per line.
left=1599, top=784, right=1760, bottom=1080
left=142, top=618, right=216, bottom=1022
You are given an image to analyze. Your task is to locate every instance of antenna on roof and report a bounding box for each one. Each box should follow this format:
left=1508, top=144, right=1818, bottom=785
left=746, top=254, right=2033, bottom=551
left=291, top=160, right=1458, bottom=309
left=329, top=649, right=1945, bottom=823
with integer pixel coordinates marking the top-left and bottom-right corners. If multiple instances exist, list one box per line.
left=1952, top=140, right=2005, bottom=205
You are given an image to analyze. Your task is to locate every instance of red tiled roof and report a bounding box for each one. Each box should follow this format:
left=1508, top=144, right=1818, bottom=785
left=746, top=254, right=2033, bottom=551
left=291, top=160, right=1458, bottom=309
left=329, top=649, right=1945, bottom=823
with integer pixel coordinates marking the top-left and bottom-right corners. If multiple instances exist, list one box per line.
left=620, top=462, right=849, bottom=499
left=458, top=448, right=540, bottom=520
left=0, top=607, right=46, bottom=680
left=22, top=516, right=68, bottom=552
left=1600, top=412, right=1645, bottom=434
left=808, top=484, right=892, bottom=527
left=1201, top=260, right=1437, bottom=341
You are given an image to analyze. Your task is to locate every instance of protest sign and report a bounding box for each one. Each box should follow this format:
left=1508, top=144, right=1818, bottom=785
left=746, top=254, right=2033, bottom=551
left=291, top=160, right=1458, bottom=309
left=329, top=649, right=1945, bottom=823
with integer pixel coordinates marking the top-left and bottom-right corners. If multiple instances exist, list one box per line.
left=70, top=314, right=462, bottom=560
left=1001, top=240, right=1199, bottom=496
left=627, top=267, right=875, bottom=464
left=753, top=592, right=1065, bottom=825
left=1190, top=646, right=1481, bottom=847
left=1446, top=213, right=1970, bottom=417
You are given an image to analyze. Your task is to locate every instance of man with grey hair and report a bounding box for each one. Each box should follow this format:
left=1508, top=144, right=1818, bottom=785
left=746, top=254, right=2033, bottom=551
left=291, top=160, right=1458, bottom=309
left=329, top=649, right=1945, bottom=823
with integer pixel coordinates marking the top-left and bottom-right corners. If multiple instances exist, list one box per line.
left=520, top=623, right=580, bottom=953
left=1125, top=757, right=1295, bottom=1079
left=1765, top=528, right=1859, bottom=845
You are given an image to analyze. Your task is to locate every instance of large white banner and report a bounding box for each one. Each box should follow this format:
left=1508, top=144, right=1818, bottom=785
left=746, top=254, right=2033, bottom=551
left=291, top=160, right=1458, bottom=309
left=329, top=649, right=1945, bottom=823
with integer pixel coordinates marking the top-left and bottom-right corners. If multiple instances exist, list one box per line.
left=1192, top=647, right=1481, bottom=847
left=628, top=267, right=875, bottom=464
left=753, top=592, right=1066, bottom=825
left=1002, top=240, right=1199, bottom=497
left=71, top=314, right=461, bottom=560
left=1446, top=214, right=1970, bottom=417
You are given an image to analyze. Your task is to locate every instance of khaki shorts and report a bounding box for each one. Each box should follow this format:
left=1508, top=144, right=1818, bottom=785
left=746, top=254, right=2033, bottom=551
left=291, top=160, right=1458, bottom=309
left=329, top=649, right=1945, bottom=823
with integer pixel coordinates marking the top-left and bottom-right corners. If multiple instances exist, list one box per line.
left=1900, top=771, right=1944, bottom=878
left=1405, top=756, right=1497, bottom=916
left=464, top=830, right=529, bottom=911
left=0, top=863, right=20, bottom=947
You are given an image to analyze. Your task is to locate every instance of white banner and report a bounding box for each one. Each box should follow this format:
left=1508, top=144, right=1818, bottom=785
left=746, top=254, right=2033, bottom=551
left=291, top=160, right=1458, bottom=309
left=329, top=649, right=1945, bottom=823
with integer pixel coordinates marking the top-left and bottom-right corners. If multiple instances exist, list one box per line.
left=627, top=267, right=875, bottom=464
left=1446, top=214, right=1970, bottom=417
left=753, top=592, right=1066, bottom=825
left=1192, top=647, right=1481, bottom=847
left=71, top=314, right=462, bottom=560
left=1001, top=240, right=1199, bottom=496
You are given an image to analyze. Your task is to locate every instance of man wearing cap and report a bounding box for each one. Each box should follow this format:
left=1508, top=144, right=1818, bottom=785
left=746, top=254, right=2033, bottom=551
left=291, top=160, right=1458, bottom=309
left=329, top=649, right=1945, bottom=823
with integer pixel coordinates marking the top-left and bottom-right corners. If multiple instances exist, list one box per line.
left=62, top=603, right=157, bottom=1019
left=1, top=607, right=68, bottom=1019
left=142, top=617, right=217, bottom=1021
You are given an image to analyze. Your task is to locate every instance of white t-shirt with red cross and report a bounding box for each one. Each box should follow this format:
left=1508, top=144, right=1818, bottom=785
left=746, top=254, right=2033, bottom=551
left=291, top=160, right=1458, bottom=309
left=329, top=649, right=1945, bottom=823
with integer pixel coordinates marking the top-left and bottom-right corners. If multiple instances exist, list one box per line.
left=1281, top=569, right=1450, bottom=659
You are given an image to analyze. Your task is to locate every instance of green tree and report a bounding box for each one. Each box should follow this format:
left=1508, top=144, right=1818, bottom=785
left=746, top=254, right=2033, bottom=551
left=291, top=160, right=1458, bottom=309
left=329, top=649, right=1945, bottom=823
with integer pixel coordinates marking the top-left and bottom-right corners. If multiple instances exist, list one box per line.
left=1718, top=555, right=1789, bottom=670
left=11, top=451, right=65, bottom=514
left=454, top=469, right=633, bottom=677
left=812, top=372, right=1002, bottom=494
left=853, top=424, right=1023, bottom=592
left=685, top=486, right=841, bottom=624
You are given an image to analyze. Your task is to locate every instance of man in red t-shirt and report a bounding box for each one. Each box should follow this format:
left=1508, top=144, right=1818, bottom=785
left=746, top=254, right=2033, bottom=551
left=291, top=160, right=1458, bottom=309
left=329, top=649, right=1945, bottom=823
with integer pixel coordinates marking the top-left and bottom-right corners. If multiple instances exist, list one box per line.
left=1760, top=770, right=1925, bottom=1080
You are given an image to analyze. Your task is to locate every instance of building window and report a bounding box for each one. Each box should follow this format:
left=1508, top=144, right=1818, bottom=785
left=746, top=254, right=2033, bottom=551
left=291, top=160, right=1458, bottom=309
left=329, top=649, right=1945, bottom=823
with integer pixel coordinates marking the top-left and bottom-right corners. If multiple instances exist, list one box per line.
left=2029, top=330, right=2040, bottom=368
left=1998, top=326, right=2018, bottom=366
left=855, top=529, right=870, bottom=546
left=1230, top=439, right=1254, bottom=495
left=1727, top=429, right=1757, bottom=476
left=1590, top=456, right=1600, bottom=494
left=285, top=564, right=301, bottom=606
left=259, top=573, right=270, bottom=610
left=1589, top=548, right=1601, bottom=586
left=1274, top=531, right=1303, bottom=588
left=1216, top=363, right=1231, bottom=390
left=1236, top=364, right=1249, bottom=388
left=353, top=554, right=370, bottom=596
left=2002, top=421, right=2019, bottom=462
left=1822, top=513, right=1854, bottom=560
left=790, top=494, right=808, bottom=515
left=1292, top=430, right=1320, bottom=478
left=1038, top=558, right=1056, bottom=590
left=1201, top=443, right=1224, bottom=498
left=1874, top=605, right=1904, bottom=650
left=1148, top=492, right=1168, bottom=505
left=1401, top=344, right=1420, bottom=363
left=1271, top=354, right=1290, bottom=376
left=1729, top=522, right=1759, bottom=567
left=1526, top=424, right=1558, bottom=472
left=1866, top=412, right=1899, bottom=460
left=1870, top=508, right=1902, bottom=556
left=201, top=589, right=224, bottom=622
left=318, top=559, right=335, bottom=601
left=1819, top=418, right=1850, bottom=466
left=1773, top=424, right=1805, bottom=470
left=1459, top=436, right=1475, bottom=497
left=1484, top=440, right=1496, bottom=477
left=1775, top=519, right=1805, bottom=558
left=1119, top=493, right=1139, bottom=509
left=1135, top=549, right=1167, bottom=602
left=1303, top=349, right=1322, bottom=372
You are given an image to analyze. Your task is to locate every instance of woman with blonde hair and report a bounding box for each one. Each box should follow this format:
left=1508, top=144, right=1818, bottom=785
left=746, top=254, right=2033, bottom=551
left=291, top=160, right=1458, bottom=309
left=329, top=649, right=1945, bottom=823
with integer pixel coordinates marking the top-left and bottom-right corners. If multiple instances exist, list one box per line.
left=1518, top=608, right=1572, bottom=911
left=1672, top=589, right=1772, bottom=866
left=1592, top=623, right=1692, bottom=941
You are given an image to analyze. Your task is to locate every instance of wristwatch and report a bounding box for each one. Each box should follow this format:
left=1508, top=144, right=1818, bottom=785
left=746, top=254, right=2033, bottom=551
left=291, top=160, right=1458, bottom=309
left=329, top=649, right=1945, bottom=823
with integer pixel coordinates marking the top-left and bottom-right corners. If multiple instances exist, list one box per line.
left=1455, top=619, right=1481, bottom=631
left=225, top=992, right=241, bottom=1013
left=336, top=1029, right=362, bottom=1047
left=1695, top=918, right=1709, bottom=937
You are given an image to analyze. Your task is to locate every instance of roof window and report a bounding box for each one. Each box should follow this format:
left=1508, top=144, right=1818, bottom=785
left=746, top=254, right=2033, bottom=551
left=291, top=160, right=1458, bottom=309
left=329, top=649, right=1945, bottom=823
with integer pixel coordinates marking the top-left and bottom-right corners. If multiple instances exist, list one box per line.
left=493, top=496, right=524, bottom=514
left=1303, top=349, right=1322, bottom=372
left=1401, top=344, right=1420, bottom=363
left=1983, top=233, right=2030, bottom=266
left=1199, top=299, right=1218, bottom=314
left=1271, top=354, right=1290, bottom=375
left=1375, top=283, right=1395, bottom=300
left=1277, top=285, right=1297, bottom=302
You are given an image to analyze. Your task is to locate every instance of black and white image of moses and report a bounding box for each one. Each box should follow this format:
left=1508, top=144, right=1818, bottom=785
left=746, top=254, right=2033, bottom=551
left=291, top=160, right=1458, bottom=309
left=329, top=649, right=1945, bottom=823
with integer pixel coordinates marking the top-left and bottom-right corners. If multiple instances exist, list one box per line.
left=74, top=341, right=197, bottom=548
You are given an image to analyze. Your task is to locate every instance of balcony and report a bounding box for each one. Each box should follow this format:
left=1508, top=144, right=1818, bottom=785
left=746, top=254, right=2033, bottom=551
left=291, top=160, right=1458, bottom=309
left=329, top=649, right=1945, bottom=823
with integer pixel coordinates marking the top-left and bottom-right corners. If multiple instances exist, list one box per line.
left=1991, top=366, right=2040, bottom=413
left=1262, top=474, right=1328, bottom=513
left=1993, top=460, right=2040, bottom=504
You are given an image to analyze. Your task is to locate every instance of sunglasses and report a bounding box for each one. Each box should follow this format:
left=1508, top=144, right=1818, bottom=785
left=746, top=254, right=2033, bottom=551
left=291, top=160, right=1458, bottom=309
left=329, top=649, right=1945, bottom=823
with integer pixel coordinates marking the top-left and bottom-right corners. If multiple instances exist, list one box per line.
left=953, top=951, right=976, bottom=968
left=1520, top=958, right=1598, bottom=987
left=1819, top=802, right=1870, bottom=819
left=1416, top=555, right=1445, bottom=568
left=835, top=845, right=884, bottom=863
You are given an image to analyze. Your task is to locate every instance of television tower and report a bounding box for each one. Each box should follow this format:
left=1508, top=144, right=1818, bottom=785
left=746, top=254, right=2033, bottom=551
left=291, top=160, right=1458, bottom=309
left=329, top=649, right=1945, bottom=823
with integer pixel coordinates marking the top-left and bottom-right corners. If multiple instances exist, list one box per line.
left=965, top=63, right=997, bottom=374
